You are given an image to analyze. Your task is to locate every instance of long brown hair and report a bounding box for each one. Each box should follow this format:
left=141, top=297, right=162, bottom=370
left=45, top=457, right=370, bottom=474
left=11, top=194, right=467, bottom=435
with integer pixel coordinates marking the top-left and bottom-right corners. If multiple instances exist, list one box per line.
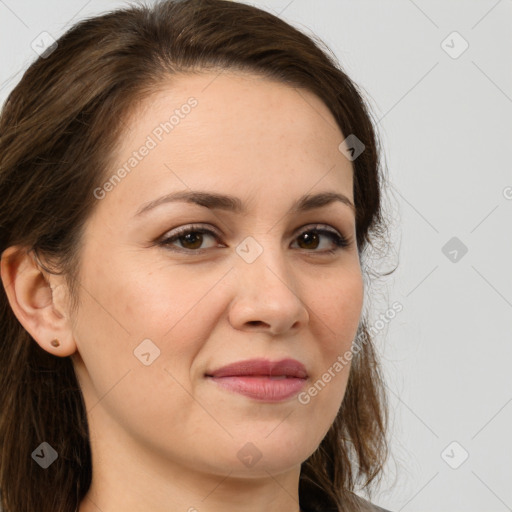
left=0, top=1, right=391, bottom=511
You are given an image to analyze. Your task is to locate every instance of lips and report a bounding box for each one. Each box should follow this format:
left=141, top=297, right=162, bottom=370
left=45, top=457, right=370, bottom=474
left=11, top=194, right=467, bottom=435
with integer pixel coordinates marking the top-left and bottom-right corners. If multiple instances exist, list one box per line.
left=205, top=357, right=308, bottom=402
left=206, top=358, right=308, bottom=379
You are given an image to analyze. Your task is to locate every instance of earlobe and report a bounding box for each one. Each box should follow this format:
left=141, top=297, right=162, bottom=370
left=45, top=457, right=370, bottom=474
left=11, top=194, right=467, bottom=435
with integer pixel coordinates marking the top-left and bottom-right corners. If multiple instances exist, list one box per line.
left=0, top=246, right=76, bottom=357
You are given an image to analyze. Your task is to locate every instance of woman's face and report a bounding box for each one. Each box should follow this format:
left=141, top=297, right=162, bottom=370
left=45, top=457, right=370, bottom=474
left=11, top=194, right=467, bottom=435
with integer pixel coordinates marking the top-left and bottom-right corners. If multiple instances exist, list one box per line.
left=70, top=71, right=363, bottom=483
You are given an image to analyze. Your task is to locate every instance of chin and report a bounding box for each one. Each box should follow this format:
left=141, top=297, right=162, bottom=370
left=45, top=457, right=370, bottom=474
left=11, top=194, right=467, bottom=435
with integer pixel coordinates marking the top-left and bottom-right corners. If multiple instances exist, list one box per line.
left=203, top=432, right=319, bottom=477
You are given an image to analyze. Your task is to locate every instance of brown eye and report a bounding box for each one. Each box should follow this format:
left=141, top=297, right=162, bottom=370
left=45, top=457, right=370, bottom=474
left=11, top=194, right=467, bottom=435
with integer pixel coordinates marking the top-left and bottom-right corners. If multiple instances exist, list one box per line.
left=158, top=224, right=349, bottom=254
left=176, top=231, right=206, bottom=250
left=159, top=226, right=220, bottom=252
left=297, top=231, right=320, bottom=250
left=293, top=226, right=349, bottom=253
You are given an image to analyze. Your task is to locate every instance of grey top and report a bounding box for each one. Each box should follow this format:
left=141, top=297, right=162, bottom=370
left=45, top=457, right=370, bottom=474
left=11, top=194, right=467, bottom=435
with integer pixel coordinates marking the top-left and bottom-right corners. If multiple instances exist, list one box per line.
left=302, top=501, right=392, bottom=512
left=373, top=506, right=392, bottom=512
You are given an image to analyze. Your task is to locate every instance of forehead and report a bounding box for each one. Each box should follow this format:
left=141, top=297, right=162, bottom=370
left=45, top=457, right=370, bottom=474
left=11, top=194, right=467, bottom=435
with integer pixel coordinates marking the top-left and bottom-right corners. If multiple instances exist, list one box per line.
left=98, top=71, right=353, bottom=215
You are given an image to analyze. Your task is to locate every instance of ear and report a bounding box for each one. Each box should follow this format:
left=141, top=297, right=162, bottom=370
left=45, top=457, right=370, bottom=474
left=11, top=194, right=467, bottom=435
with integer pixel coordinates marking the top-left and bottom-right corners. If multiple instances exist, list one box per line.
left=0, top=246, right=76, bottom=357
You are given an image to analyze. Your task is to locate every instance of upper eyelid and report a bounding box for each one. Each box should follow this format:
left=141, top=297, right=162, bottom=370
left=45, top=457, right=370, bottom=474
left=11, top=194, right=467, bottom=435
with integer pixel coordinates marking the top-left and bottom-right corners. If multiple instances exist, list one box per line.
left=163, top=222, right=344, bottom=240
left=156, top=223, right=353, bottom=256
left=157, top=224, right=351, bottom=254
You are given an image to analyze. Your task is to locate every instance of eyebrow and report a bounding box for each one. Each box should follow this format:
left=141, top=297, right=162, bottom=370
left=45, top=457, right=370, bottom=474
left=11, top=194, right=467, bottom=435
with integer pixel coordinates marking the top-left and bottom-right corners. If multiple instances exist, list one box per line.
left=134, top=190, right=355, bottom=217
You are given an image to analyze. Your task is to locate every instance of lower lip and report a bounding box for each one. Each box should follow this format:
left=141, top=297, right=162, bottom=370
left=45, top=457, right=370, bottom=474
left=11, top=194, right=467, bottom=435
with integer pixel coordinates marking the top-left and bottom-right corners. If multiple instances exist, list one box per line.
left=206, top=376, right=307, bottom=402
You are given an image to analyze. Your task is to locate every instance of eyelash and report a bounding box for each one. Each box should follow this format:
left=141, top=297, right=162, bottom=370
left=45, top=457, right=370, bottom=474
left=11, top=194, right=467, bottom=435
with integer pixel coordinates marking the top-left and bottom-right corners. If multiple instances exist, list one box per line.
left=157, top=223, right=350, bottom=255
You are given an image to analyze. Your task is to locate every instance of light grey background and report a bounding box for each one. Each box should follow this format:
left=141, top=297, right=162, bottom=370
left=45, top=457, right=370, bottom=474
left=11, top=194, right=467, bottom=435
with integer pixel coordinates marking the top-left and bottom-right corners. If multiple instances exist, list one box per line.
left=1, top=1, right=511, bottom=511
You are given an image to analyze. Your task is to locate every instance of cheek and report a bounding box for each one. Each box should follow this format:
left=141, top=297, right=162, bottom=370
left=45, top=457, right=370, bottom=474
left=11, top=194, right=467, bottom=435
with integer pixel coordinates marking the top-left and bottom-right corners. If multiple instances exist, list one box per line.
left=300, top=268, right=363, bottom=417
left=85, top=255, right=218, bottom=332
left=72, top=264, right=222, bottom=444
left=123, top=268, right=226, bottom=340
left=310, top=266, right=364, bottom=349
left=94, top=264, right=230, bottom=383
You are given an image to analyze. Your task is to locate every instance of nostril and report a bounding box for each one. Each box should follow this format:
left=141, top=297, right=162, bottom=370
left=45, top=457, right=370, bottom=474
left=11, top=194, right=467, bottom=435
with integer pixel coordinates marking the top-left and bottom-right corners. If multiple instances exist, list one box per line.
left=247, top=321, right=265, bottom=327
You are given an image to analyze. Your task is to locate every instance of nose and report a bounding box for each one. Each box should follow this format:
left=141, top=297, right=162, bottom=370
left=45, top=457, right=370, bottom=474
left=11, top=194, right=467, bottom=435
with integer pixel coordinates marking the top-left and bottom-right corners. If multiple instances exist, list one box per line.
left=227, top=242, right=310, bottom=336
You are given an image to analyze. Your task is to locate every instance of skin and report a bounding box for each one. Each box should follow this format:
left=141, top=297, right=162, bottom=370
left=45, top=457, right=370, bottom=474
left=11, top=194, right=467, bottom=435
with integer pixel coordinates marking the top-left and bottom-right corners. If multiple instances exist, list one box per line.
left=1, top=71, right=363, bottom=512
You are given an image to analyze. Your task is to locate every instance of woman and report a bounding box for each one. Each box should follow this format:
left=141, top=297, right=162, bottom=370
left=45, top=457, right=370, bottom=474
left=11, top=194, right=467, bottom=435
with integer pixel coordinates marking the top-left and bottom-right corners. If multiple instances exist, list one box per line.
left=0, top=1, right=393, bottom=511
